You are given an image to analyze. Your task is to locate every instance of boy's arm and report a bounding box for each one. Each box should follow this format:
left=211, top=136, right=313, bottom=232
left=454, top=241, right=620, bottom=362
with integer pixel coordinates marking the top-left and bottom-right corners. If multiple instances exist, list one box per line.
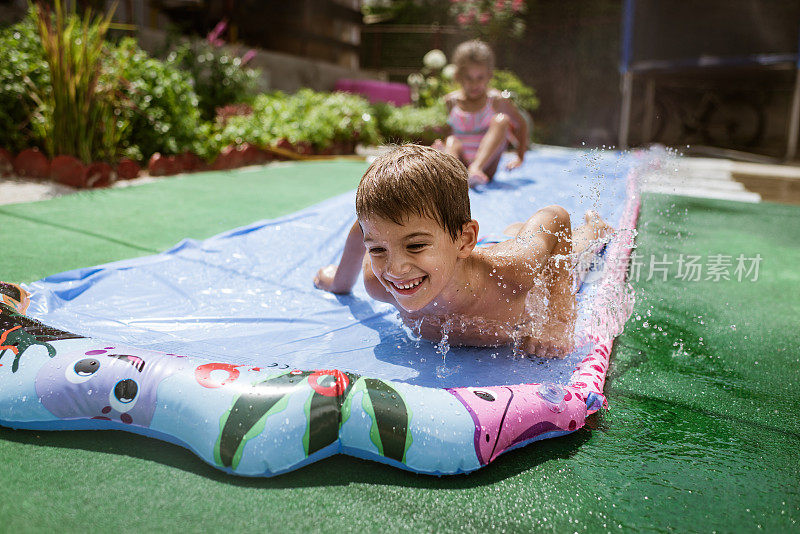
left=314, top=221, right=366, bottom=294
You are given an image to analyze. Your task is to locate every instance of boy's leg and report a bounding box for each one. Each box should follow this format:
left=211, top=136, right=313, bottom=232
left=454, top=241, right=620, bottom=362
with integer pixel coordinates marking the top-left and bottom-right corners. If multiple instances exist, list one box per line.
left=510, top=206, right=576, bottom=358
left=468, top=113, right=510, bottom=184
left=508, top=209, right=613, bottom=254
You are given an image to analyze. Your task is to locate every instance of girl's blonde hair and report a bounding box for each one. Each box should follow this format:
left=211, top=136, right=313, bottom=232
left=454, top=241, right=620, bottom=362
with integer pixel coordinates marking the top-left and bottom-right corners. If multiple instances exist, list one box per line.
left=452, top=40, right=495, bottom=79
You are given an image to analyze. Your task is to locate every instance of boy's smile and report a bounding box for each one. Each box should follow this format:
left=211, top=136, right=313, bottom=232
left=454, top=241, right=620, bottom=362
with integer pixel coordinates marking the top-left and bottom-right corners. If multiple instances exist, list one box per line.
left=386, top=275, right=425, bottom=294
left=360, top=214, right=477, bottom=312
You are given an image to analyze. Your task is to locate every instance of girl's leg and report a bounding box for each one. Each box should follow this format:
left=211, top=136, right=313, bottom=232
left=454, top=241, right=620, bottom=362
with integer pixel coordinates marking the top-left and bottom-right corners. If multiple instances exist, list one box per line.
left=432, top=136, right=463, bottom=162
left=468, top=113, right=510, bottom=184
left=444, top=135, right=463, bottom=161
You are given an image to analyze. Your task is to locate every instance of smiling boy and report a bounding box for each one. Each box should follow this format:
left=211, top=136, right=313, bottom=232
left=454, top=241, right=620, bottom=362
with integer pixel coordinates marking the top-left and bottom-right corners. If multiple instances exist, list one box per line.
left=314, top=144, right=611, bottom=357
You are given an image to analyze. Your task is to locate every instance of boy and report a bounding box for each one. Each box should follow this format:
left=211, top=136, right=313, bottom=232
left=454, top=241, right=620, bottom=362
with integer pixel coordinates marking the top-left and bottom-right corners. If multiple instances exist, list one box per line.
left=314, top=145, right=611, bottom=358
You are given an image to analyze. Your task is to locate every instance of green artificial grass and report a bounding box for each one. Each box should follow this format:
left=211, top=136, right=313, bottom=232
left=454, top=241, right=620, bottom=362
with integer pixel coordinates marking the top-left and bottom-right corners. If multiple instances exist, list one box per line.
left=0, top=160, right=368, bottom=283
left=0, top=168, right=798, bottom=533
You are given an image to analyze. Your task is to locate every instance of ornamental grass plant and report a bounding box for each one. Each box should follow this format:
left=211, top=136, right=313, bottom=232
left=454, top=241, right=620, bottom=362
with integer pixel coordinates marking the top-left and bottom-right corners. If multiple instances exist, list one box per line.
left=32, top=1, right=121, bottom=163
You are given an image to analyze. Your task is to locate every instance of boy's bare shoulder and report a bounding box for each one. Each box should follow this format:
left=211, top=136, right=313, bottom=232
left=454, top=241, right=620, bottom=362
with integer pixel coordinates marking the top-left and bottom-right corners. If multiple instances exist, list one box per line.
left=473, top=242, right=536, bottom=291
left=470, top=246, right=532, bottom=294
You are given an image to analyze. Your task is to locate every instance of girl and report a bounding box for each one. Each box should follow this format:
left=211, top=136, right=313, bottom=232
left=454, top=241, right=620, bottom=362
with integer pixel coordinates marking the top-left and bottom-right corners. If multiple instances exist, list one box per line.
left=433, top=40, right=530, bottom=187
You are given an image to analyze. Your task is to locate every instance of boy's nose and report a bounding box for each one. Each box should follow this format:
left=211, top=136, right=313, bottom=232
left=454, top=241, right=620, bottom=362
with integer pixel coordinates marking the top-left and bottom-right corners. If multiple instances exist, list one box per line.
left=386, top=254, right=411, bottom=277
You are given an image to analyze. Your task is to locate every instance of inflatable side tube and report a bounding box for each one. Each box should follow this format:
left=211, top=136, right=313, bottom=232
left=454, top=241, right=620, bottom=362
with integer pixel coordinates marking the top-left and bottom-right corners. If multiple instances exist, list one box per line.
left=0, top=290, right=600, bottom=477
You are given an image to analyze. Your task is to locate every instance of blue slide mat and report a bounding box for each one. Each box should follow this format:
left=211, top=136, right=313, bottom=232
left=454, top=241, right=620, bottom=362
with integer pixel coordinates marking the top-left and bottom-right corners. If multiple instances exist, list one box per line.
left=0, top=146, right=644, bottom=477
left=23, top=147, right=636, bottom=389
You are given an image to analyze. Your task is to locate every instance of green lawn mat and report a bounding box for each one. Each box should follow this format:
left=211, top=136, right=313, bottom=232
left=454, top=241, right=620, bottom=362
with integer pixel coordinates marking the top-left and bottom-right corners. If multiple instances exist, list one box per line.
left=0, top=174, right=798, bottom=532
left=0, top=160, right=368, bottom=283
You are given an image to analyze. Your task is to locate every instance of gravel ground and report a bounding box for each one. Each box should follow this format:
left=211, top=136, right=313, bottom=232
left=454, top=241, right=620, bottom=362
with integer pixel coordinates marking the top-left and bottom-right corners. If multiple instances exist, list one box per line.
left=0, top=173, right=165, bottom=206
left=0, top=146, right=384, bottom=207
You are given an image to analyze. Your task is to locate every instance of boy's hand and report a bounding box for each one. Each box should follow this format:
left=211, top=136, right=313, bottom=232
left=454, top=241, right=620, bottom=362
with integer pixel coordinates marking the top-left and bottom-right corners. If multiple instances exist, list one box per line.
left=314, top=264, right=349, bottom=294
left=314, top=264, right=337, bottom=292
left=506, top=155, right=523, bottom=170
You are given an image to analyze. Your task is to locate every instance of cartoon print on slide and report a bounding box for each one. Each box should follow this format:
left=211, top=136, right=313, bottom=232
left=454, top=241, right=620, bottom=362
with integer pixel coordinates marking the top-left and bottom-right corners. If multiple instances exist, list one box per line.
left=1, top=300, right=84, bottom=373
left=35, top=346, right=181, bottom=427
left=208, top=366, right=414, bottom=470
left=0, top=282, right=31, bottom=314
left=448, top=384, right=580, bottom=465
left=342, top=377, right=414, bottom=464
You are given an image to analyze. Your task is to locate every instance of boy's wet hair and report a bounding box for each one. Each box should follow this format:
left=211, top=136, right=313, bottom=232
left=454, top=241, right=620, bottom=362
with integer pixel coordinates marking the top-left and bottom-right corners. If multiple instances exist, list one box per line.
left=452, top=40, right=495, bottom=78
left=356, top=144, right=471, bottom=241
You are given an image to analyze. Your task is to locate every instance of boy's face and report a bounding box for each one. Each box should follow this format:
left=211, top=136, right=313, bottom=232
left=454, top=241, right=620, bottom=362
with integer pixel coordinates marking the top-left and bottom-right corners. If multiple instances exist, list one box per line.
left=361, top=214, right=473, bottom=312
left=458, top=63, right=492, bottom=100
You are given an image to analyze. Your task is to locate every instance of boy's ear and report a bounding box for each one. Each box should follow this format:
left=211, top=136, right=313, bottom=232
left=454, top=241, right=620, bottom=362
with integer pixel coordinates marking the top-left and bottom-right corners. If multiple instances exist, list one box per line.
left=457, top=220, right=479, bottom=258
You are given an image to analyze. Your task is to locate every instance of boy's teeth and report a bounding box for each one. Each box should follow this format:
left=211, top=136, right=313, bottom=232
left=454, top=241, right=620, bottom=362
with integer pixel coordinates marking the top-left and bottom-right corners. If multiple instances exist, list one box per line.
left=396, top=277, right=422, bottom=289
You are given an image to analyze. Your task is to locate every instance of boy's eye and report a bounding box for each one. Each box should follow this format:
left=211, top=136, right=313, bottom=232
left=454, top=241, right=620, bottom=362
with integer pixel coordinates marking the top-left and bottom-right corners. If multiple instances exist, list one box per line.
left=368, top=247, right=385, bottom=255
left=407, top=243, right=427, bottom=251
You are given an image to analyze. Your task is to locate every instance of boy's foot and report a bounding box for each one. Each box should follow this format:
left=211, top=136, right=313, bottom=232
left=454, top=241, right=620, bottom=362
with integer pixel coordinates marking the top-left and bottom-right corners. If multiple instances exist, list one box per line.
left=431, top=139, right=445, bottom=151
left=525, top=339, right=572, bottom=359
left=584, top=210, right=613, bottom=240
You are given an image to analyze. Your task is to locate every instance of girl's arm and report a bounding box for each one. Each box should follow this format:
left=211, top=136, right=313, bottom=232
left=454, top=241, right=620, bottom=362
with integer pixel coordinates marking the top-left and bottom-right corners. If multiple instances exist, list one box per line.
left=443, top=90, right=459, bottom=112
left=314, top=221, right=366, bottom=294
left=496, top=95, right=530, bottom=164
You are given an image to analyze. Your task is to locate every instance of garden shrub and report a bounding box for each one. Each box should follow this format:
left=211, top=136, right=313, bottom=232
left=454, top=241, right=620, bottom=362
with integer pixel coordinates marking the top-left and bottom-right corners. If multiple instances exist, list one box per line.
left=107, top=38, right=206, bottom=161
left=217, top=89, right=380, bottom=151
left=0, top=15, right=49, bottom=152
left=491, top=69, right=539, bottom=113
left=372, top=101, right=448, bottom=145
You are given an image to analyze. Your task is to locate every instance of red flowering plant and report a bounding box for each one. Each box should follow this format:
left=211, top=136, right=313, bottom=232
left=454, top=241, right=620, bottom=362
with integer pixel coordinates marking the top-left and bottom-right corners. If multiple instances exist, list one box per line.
left=450, top=0, right=527, bottom=40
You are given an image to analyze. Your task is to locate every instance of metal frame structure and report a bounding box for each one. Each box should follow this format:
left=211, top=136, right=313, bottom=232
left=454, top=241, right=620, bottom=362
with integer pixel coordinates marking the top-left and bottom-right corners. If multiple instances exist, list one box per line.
left=618, top=0, right=800, bottom=161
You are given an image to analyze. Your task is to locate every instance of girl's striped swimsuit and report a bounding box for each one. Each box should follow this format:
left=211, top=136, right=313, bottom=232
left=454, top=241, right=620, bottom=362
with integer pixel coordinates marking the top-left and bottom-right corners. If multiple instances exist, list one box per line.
left=447, top=97, right=498, bottom=165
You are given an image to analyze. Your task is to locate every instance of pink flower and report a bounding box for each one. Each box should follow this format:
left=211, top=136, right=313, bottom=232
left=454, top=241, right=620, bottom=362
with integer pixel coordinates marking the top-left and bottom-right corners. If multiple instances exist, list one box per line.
left=512, top=0, right=525, bottom=12
left=207, top=19, right=228, bottom=47
left=241, top=49, right=256, bottom=65
left=457, top=12, right=473, bottom=25
left=479, top=11, right=491, bottom=24
left=495, top=0, right=507, bottom=10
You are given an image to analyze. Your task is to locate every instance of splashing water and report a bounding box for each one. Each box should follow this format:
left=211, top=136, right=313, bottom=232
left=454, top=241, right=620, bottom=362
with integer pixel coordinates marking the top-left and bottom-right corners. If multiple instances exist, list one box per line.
left=435, top=318, right=460, bottom=378
left=405, top=146, right=657, bottom=373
